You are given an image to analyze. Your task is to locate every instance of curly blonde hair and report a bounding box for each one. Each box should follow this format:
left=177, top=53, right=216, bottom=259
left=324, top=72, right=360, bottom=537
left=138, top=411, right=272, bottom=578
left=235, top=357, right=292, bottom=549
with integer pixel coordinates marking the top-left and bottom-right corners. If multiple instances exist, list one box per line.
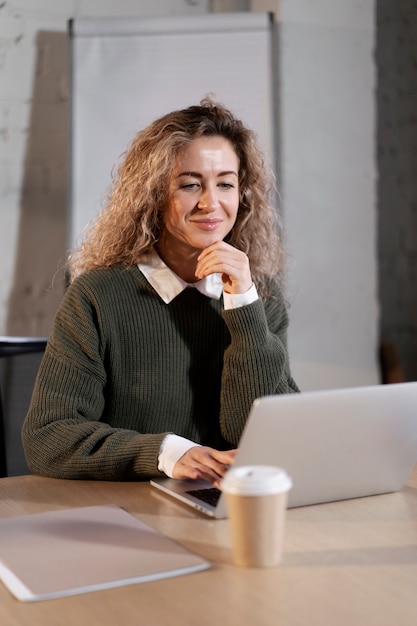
left=68, top=97, right=285, bottom=298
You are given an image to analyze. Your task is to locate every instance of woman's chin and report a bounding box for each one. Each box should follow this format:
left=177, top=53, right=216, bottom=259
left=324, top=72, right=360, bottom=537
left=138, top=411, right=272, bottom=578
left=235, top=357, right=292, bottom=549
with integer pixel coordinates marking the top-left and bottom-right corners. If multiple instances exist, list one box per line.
left=190, top=233, right=225, bottom=250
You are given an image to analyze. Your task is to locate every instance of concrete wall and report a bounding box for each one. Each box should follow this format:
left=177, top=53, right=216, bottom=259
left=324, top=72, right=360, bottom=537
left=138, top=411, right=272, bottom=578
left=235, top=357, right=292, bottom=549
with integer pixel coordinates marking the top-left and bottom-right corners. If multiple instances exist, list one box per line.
left=1, top=0, right=415, bottom=382
left=0, top=0, right=210, bottom=337
left=278, top=1, right=379, bottom=389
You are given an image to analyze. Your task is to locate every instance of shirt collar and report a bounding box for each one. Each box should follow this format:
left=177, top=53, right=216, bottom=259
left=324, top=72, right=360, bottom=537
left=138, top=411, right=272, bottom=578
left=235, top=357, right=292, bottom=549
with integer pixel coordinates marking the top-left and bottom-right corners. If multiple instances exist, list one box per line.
left=138, top=250, right=223, bottom=304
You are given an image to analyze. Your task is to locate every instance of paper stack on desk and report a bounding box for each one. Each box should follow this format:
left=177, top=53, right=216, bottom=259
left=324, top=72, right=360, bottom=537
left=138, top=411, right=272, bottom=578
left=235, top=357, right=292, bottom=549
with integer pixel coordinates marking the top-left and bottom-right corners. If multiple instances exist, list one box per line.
left=0, top=504, right=210, bottom=602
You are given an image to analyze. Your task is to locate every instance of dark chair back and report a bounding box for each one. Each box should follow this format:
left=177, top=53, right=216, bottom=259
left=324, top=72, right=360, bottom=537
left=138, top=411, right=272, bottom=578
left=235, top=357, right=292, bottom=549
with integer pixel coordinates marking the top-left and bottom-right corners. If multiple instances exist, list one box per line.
left=0, top=337, right=47, bottom=477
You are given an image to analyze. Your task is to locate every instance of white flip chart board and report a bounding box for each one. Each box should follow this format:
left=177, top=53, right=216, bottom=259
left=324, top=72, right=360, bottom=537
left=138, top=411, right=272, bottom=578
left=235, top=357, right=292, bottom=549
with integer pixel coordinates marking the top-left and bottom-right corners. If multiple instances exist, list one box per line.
left=70, top=12, right=276, bottom=247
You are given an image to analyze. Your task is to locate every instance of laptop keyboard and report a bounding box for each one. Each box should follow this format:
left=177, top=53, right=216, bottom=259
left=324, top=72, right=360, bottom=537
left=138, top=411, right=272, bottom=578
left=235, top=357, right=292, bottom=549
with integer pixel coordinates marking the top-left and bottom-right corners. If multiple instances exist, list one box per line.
left=185, top=487, right=221, bottom=507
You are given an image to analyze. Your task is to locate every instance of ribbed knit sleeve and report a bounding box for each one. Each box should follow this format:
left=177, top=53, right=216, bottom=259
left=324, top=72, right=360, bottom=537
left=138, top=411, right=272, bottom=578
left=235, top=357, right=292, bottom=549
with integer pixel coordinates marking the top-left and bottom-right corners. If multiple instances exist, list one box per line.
left=22, top=267, right=168, bottom=480
left=220, top=286, right=299, bottom=446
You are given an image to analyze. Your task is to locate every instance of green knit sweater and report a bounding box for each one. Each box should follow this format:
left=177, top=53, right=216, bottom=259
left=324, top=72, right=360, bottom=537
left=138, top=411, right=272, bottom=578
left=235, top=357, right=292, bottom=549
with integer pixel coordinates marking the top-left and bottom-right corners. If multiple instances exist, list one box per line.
left=22, top=265, right=299, bottom=480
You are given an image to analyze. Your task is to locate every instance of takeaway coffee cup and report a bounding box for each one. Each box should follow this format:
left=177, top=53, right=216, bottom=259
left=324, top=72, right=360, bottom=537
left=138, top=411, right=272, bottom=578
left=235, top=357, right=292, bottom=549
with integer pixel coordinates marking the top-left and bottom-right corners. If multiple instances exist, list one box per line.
left=220, top=465, right=292, bottom=568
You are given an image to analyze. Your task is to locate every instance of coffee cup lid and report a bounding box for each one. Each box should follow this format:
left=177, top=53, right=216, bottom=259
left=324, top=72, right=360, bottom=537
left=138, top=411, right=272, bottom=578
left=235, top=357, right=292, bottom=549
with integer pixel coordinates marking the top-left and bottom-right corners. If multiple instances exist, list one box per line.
left=220, top=465, right=292, bottom=496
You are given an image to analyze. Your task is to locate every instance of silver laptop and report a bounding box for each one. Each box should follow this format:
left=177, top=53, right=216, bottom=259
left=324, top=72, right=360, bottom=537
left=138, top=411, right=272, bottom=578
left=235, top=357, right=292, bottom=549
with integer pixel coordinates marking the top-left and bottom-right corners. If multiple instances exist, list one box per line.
left=150, top=382, right=417, bottom=518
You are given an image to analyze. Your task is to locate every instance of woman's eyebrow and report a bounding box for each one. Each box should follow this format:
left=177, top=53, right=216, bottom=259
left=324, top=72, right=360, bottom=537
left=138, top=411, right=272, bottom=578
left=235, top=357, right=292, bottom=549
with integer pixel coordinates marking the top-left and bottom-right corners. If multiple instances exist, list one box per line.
left=177, top=171, right=202, bottom=178
left=176, top=170, right=238, bottom=178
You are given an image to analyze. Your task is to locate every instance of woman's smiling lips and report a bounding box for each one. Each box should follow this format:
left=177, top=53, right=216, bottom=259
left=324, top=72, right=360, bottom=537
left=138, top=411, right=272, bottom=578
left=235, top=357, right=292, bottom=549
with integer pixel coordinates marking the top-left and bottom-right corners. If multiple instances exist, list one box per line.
left=190, top=219, right=223, bottom=231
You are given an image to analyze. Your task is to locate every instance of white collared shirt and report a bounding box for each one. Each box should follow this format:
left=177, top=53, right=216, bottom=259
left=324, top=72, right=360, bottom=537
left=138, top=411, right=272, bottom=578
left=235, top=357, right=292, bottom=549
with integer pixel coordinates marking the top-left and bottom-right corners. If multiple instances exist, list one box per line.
left=138, top=250, right=257, bottom=308
left=138, top=250, right=258, bottom=477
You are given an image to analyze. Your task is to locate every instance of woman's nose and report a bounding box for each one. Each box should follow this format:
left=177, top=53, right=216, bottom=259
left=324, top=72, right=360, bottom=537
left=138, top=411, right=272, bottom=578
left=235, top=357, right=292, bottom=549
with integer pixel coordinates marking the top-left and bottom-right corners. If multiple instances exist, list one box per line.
left=198, top=187, right=219, bottom=210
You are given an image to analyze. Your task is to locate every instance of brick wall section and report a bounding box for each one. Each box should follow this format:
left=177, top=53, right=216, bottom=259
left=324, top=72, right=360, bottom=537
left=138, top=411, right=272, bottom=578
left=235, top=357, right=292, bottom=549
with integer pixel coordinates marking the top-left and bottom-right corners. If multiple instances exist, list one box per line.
left=376, top=0, right=417, bottom=380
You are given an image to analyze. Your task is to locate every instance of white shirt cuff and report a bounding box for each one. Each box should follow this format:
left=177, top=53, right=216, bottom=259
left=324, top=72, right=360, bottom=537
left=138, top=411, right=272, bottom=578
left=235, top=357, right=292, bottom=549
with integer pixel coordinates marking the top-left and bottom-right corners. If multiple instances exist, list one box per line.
left=158, top=434, right=200, bottom=478
left=223, top=283, right=259, bottom=309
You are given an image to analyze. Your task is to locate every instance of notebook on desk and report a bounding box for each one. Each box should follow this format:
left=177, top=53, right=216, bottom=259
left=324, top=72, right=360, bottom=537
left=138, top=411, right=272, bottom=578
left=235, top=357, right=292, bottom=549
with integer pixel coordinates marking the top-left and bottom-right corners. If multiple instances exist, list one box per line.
left=151, top=382, right=417, bottom=518
left=0, top=504, right=210, bottom=602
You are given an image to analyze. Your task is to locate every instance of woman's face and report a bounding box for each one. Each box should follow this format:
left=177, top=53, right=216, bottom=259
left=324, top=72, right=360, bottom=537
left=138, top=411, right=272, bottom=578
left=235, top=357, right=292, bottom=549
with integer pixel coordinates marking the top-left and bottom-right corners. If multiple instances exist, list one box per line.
left=161, top=135, right=240, bottom=256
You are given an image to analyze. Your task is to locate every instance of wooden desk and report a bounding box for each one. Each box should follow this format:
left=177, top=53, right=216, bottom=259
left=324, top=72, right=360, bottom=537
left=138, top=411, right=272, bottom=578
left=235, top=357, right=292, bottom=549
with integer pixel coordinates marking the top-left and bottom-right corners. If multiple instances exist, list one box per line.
left=1, top=468, right=417, bottom=626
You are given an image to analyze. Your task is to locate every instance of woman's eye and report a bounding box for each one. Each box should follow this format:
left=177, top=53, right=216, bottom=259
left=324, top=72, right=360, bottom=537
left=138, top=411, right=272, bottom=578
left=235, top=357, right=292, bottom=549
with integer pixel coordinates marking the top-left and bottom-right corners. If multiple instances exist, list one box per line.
left=219, top=182, right=234, bottom=189
left=181, top=183, right=199, bottom=190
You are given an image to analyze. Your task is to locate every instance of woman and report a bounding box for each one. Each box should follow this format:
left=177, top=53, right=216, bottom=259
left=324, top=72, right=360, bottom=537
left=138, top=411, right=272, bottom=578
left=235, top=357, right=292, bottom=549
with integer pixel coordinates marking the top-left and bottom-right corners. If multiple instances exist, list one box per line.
left=22, top=97, right=299, bottom=485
